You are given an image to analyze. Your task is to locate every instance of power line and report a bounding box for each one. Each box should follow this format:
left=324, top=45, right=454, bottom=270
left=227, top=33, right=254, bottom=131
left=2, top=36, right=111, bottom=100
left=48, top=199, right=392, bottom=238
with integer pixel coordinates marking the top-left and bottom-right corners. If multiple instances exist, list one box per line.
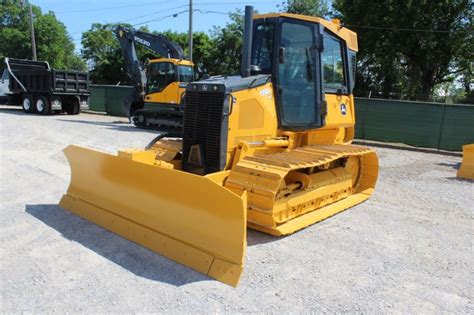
left=130, top=8, right=234, bottom=27
left=194, top=9, right=234, bottom=16
left=68, top=4, right=190, bottom=35
left=131, top=10, right=189, bottom=27
left=63, top=1, right=280, bottom=37
left=70, top=9, right=188, bottom=41
left=195, top=1, right=280, bottom=5
left=71, top=9, right=471, bottom=42
left=56, top=1, right=180, bottom=14
left=342, top=24, right=472, bottom=34
left=70, top=8, right=235, bottom=43
left=118, top=5, right=189, bottom=23
left=57, top=1, right=280, bottom=15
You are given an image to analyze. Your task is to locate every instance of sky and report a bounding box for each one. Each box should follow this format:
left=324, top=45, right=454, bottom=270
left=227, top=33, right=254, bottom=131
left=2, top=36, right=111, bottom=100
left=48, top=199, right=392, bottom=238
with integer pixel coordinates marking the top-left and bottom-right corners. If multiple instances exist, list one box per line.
left=33, top=0, right=286, bottom=52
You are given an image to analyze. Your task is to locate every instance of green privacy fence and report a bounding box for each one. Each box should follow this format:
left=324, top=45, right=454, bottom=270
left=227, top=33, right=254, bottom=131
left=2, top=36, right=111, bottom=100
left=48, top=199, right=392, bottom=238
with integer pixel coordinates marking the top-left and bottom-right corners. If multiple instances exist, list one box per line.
left=89, top=84, right=132, bottom=117
left=355, top=98, right=474, bottom=151
left=88, top=85, right=473, bottom=151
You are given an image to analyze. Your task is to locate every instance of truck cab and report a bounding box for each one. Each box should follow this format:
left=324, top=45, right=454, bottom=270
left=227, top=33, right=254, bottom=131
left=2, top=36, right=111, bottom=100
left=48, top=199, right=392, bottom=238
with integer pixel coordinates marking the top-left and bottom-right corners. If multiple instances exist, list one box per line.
left=0, top=68, right=10, bottom=104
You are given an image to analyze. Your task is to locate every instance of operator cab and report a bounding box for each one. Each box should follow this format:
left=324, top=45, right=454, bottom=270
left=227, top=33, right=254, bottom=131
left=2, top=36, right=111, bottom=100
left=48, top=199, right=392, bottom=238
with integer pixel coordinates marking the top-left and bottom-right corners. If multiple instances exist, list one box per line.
left=250, top=14, right=357, bottom=130
left=145, top=59, right=195, bottom=95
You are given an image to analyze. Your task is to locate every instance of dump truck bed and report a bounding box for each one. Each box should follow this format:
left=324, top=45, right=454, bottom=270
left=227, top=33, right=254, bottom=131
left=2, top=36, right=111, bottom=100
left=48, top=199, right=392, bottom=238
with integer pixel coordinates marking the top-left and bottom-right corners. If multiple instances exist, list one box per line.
left=8, top=58, right=89, bottom=97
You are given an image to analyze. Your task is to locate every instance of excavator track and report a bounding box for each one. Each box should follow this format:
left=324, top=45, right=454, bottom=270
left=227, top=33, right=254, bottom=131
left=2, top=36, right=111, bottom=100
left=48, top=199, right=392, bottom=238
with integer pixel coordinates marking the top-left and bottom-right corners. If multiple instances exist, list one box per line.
left=225, top=144, right=379, bottom=236
left=132, top=108, right=183, bottom=136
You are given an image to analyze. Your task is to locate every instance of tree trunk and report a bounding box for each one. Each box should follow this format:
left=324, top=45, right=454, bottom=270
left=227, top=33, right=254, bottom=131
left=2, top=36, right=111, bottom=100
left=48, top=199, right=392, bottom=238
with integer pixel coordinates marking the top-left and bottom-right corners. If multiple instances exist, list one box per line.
left=420, top=70, right=435, bottom=100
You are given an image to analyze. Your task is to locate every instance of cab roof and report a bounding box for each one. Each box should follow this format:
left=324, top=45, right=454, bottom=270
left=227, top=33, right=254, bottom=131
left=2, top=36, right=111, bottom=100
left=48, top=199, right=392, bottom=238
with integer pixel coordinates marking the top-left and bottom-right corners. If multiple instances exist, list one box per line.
left=148, top=58, right=194, bottom=66
left=254, top=13, right=358, bottom=52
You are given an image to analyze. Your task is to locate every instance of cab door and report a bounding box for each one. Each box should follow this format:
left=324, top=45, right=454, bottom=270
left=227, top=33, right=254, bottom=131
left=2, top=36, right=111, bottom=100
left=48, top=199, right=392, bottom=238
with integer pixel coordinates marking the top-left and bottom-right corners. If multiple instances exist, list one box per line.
left=163, top=62, right=180, bottom=105
left=145, top=61, right=177, bottom=104
left=276, top=20, right=322, bottom=130
left=0, top=69, right=10, bottom=99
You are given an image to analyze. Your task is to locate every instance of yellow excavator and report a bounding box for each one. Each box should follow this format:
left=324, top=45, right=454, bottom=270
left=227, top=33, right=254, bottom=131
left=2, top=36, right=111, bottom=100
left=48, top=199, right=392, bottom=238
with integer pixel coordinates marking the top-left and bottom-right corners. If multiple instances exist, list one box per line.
left=116, top=26, right=195, bottom=134
left=60, top=7, right=379, bottom=287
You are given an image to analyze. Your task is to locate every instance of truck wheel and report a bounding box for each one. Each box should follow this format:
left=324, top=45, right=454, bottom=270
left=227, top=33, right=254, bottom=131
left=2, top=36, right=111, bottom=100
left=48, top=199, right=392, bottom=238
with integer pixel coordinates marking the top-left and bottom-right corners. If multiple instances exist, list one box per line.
left=22, top=95, right=36, bottom=113
left=66, top=98, right=80, bottom=115
left=36, top=96, right=52, bottom=115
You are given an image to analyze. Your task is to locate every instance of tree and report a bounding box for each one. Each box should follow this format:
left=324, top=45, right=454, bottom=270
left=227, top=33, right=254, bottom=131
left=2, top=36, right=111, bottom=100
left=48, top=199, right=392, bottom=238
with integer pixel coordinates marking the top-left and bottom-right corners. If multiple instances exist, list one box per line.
left=282, top=0, right=330, bottom=17
left=81, top=23, right=128, bottom=84
left=159, top=30, right=215, bottom=72
left=0, top=1, right=85, bottom=70
left=206, top=11, right=245, bottom=75
left=333, top=0, right=472, bottom=100
left=80, top=10, right=245, bottom=83
left=80, top=24, right=214, bottom=83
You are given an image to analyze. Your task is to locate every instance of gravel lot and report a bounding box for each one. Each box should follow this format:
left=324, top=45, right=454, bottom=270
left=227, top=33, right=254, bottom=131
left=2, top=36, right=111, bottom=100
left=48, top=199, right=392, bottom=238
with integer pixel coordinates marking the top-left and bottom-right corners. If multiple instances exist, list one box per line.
left=1, top=107, right=473, bottom=313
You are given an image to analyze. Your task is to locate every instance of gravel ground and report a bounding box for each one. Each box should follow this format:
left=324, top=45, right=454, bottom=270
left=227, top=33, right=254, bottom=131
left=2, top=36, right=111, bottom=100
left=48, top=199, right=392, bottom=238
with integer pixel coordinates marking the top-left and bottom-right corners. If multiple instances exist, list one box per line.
left=1, top=107, right=473, bottom=313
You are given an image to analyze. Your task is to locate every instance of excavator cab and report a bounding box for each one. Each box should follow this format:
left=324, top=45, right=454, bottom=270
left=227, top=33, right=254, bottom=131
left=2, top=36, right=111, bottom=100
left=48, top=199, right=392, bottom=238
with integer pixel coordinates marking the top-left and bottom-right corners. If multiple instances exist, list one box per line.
left=60, top=7, right=378, bottom=287
left=144, top=58, right=195, bottom=105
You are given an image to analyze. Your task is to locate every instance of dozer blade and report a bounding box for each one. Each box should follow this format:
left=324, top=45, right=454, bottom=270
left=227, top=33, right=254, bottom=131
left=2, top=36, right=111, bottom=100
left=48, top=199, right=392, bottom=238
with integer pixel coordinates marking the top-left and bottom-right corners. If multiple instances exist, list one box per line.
left=458, top=144, right=474, bottom=180
left=59, top=145, right=246, bottom=287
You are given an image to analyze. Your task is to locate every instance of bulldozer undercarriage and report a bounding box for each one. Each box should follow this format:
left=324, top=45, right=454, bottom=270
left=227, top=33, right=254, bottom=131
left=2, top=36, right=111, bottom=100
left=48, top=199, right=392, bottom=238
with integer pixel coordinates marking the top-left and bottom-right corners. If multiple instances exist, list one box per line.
left=225, top=144, right=378, bottom=235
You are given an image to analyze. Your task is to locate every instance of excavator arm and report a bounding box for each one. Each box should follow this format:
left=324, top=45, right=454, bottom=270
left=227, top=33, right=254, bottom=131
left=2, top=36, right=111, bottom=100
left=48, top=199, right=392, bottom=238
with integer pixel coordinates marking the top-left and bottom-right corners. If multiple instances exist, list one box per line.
left=115, top=26, right=186, bottom=117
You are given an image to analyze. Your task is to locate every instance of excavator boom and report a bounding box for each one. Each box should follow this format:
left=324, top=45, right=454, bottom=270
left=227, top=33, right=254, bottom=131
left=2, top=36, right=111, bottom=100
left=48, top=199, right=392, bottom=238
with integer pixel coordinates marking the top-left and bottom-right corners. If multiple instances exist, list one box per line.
left=115, top=26, right=185, bottom=95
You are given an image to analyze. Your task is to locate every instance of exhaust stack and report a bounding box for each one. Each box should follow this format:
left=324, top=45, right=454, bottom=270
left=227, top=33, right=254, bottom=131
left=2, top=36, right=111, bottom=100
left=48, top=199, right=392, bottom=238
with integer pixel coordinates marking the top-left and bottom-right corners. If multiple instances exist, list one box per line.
left=241, top=5, right=254, bottom=77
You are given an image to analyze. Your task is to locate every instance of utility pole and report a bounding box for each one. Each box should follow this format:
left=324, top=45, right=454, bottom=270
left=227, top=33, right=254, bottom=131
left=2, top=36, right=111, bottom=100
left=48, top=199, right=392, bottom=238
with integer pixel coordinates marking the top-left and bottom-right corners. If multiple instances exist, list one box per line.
left=29, top=3, right=37, bottom=61
left=188, top=0, right=193, bottom=62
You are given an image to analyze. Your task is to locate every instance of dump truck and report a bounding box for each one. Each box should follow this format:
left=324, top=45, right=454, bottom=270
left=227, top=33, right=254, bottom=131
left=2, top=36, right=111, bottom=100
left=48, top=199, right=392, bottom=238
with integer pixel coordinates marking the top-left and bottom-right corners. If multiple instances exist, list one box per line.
left=60, top=7, right=379, bottom=287
left=116, top=26, right=195, bottom=134
left=3, top=58, right=90, bottom=115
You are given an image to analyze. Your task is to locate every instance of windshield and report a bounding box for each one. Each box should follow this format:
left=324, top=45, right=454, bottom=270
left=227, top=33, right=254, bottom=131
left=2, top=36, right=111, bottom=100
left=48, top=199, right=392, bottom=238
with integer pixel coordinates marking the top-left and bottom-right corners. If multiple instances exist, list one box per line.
left=146, top=62, right=177, bottom=94
left=178, top=65, right=194, bottom=83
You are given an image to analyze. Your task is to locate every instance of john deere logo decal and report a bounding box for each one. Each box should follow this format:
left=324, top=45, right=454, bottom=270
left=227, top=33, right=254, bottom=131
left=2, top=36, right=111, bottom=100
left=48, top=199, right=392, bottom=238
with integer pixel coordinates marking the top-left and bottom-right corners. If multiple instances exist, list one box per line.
left=340, top=104, right=347, bottom=115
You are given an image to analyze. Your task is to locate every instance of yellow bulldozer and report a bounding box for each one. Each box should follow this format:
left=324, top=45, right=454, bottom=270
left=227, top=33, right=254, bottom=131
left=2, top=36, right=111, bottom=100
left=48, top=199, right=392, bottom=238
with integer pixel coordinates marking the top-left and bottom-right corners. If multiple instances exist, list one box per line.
left=60, top=7, right=379, bottom=287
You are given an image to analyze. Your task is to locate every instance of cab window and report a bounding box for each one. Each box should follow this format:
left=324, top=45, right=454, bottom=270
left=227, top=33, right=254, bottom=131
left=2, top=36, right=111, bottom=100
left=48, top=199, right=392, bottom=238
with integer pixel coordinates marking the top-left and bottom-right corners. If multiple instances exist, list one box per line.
left=251, top=23, right=275, bottom=74
left=322, top=34, right=345, bottom=90
left=178, top=65, right=194, bottom=83
left=1, top=69, right=8, bottom=81
left=146, top=62, right=176, bottom=93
